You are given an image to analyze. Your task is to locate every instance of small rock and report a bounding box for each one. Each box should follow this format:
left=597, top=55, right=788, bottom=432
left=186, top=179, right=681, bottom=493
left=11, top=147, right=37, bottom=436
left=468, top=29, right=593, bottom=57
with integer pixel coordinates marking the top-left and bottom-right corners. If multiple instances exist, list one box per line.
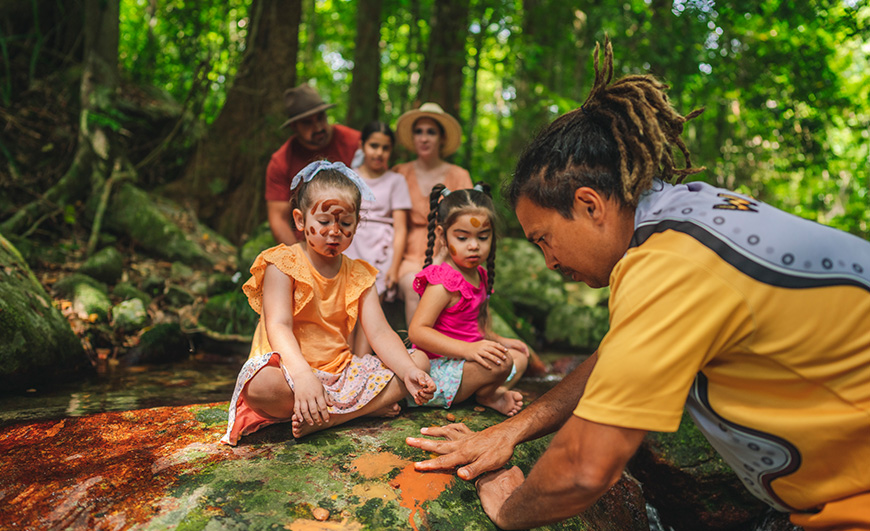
left=474, top=406, right=486, bottom=412
left=445, top=413, right=456, bottom=422
left=312, top=507, right=329, bottom=521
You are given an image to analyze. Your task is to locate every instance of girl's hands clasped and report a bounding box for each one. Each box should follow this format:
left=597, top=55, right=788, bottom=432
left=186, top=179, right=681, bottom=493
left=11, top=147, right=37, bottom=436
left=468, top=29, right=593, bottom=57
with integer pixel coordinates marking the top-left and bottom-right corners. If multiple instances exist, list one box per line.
left=292, top=370, right=334, bottom=426
left=405, top=369, right=437, bottom=405
left=467, top=340, right=509, bottom=369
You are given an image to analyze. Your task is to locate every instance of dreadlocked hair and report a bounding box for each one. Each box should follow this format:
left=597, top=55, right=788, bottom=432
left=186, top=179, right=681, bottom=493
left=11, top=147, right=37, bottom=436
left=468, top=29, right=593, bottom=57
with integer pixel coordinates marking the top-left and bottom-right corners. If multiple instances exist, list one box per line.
left=507, top=35, right=705, bottom=215
left=423, top=182, right=497, bottom=296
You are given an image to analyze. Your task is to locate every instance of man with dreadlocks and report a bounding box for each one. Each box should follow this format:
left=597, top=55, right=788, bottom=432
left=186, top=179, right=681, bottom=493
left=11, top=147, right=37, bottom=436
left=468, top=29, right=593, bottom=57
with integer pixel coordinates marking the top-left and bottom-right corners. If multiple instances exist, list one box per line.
left=407, top=36, right=870, bottom=530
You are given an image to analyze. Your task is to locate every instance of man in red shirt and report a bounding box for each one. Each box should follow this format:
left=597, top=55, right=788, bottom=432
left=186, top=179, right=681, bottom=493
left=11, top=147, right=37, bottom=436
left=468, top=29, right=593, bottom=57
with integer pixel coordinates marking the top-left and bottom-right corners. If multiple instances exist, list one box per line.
left=266, top=84, right=361, bottom=245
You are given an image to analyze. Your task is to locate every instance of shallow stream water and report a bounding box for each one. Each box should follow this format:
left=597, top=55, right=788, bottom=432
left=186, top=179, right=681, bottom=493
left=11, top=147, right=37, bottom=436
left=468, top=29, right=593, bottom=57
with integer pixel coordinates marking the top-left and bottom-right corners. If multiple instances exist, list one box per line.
left=0, top=353, right=247, bottom=427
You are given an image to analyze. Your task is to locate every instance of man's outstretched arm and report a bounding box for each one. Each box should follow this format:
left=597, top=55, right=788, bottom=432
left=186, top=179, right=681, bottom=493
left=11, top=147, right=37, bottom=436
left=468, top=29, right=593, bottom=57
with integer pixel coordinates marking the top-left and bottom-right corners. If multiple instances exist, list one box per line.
left=407, top=351, right=599, bottom=480
left=478, top=415, right=647, bottom=530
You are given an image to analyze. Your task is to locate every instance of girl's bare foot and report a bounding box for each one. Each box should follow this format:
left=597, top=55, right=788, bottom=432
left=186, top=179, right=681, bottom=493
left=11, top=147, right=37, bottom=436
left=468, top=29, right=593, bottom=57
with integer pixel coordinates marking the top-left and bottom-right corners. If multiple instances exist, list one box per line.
left=291, top=413, right=330, bottom=438
left=367, top=402, right=402, bottom=418
left=476, top=387, right=523, bottom=416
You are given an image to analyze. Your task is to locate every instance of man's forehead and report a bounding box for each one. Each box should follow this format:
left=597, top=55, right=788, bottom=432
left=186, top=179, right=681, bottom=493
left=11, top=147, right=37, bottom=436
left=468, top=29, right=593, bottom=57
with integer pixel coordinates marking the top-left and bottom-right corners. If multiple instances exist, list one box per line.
left=298, top=112, right=326, bottom=125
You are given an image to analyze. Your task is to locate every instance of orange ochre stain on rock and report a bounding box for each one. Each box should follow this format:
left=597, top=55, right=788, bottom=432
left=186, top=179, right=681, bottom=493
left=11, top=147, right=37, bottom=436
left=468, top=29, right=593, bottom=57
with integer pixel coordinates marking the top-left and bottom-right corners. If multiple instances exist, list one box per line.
left=349, top=451, right=409, bottom=478
left=0, top=403, right=232, bottom=529
left=389, top=463, right=454, bottom=531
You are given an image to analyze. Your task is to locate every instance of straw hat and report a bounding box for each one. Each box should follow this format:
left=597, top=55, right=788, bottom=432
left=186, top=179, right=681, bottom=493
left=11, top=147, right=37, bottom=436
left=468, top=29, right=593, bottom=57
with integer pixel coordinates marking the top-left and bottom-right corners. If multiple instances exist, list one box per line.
left=280, top=84, right=336, bottom=129
left=395, top=102, right=462, bottom=157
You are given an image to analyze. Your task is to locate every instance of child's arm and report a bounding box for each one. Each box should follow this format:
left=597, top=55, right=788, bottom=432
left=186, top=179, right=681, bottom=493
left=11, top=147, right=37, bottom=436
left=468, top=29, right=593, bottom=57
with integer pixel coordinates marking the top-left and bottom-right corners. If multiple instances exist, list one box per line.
left=409, top=284, right=509, bottom=369
left=262, top=264, right=333, bottom=426
left=385, top=209, right=408, bottom=291
left=358, top=287, right=435, bottom=404
left=482, top=310, right=530, bottom=357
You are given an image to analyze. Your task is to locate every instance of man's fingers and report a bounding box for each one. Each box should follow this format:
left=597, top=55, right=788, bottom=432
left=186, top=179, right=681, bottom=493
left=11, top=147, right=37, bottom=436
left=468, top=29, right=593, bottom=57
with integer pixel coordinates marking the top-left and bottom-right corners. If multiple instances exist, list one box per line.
left=412, top=451, right=465, bottom=472
left=419, top=423, right=471, bottom=439
left=406, top=435, right=454, bottom=453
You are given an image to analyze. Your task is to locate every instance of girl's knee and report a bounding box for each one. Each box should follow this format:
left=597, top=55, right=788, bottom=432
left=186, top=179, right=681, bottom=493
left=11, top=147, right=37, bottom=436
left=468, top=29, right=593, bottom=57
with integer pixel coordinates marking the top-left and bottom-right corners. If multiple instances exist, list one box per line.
left=409, top=349, right=431, bottom=372
left=510, top=350, right=528, bottom=373
left=244, top=368, right=292, bottom=405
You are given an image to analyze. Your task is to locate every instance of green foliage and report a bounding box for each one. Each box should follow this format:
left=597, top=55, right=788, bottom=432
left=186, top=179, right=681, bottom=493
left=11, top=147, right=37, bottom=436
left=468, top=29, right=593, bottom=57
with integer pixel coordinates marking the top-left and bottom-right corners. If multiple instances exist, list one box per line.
left=112, top=0, right=868, bottom=350
left=119, top=0, right=250, bottom=124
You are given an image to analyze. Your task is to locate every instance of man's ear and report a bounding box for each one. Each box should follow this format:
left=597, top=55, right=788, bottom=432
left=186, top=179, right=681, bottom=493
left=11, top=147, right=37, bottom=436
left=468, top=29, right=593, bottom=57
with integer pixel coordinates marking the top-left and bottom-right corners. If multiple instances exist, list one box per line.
left=292, top=209, right=305, bottom=232
left=573, top=187, right=607, bottom=222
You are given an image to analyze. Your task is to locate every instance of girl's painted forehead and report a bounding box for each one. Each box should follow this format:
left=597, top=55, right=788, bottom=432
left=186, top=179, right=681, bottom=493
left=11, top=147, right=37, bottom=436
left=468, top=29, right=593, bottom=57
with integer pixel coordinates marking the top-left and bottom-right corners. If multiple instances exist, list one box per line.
left=452, top=212, right=492, bottom=227
left=303, top=189, right=358, bottom=216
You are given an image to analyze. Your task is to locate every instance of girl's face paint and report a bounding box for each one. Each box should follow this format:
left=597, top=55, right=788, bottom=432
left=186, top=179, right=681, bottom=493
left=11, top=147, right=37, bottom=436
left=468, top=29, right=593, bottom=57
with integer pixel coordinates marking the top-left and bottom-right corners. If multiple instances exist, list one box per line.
left=444, top=213, right=493, bottom=272
left=299, top=190, right=358, bottom=258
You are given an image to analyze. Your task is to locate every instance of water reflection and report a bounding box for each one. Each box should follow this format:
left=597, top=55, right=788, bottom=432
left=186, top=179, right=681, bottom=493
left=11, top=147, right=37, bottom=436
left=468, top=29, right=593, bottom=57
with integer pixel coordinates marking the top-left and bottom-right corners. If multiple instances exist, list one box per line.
left=0, top=353, right=246, bottom=427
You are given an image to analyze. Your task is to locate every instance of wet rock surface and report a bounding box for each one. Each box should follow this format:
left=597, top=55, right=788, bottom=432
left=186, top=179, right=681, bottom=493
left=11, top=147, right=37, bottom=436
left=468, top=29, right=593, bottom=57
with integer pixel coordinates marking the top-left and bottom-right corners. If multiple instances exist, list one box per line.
left=1, top=400, right=650, bottom=530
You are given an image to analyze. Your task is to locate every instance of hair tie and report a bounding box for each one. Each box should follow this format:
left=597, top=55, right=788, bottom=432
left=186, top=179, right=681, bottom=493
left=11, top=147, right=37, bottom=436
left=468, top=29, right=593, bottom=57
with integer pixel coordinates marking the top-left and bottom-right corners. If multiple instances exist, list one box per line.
left=472, top=183, right=485, bottom=192
left=290, top=160, right=376, bottom=201
left=440, top=187, right=452, bottom=198
left=580, top=104, right=590, bottom=116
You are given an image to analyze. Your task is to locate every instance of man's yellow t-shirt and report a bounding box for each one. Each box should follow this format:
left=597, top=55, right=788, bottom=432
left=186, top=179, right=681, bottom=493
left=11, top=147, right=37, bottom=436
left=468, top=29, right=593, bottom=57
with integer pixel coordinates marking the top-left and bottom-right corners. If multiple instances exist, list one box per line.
left=574, top=181, right=870, bottom=527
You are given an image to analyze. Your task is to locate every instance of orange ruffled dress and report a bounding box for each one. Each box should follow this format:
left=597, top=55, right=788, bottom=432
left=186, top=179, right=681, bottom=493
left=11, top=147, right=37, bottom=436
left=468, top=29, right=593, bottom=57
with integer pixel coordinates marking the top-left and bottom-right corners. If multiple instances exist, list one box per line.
left=221, top=244, right=394, bottom=445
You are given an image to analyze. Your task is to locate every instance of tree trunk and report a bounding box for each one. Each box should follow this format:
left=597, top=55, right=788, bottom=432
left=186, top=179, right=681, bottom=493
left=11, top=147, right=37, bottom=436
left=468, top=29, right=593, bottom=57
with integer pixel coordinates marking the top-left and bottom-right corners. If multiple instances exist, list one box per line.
left=168, top=0, right=302, bottom=244
left=417, top=0, right=469, bottom=120
left=345, top=0, right=383, bottom=130
left=1, top=0, right=119, bottom=239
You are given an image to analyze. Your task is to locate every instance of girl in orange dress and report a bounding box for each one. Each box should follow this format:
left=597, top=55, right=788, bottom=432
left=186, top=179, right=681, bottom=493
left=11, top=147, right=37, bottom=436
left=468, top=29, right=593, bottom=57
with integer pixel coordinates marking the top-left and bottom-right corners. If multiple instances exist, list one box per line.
left=222, top=161, right=435, bottom=444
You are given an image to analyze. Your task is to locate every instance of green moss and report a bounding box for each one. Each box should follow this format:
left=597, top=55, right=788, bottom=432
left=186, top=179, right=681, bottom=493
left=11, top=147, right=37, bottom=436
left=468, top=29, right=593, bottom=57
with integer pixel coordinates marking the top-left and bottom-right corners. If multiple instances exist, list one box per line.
left=173, top=507, right=211, bottom=531
left=194, top=407, right=229, bottom=427
left=354, top=498, right=406, bottom=530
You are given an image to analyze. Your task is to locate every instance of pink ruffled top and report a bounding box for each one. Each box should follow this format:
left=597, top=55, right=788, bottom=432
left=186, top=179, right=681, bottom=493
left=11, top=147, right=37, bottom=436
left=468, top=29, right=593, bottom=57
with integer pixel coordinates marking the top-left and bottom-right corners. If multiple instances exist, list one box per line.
left=412, top=262, right=488, bottom=359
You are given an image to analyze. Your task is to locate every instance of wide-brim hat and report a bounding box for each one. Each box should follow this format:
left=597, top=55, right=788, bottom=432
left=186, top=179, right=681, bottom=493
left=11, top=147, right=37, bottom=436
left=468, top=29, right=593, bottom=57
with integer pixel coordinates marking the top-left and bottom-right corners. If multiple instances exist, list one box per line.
left=280, top=84, right=336, bottom=129
left=395, top=102, right=462, bottom=157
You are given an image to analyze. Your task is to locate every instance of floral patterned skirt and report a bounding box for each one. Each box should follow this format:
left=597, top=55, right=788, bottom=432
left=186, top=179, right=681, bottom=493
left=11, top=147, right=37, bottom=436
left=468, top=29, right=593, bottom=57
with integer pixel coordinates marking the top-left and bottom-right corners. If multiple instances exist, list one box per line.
left=408, top=357, right=465, bottom=409
left=221, top=351, right=394, bottom=445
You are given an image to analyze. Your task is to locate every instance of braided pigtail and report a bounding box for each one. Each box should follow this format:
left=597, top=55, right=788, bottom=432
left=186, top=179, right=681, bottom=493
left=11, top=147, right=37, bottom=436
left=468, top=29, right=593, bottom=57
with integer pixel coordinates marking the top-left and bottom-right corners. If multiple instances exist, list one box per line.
left=424, top=184, right=448, bottom=268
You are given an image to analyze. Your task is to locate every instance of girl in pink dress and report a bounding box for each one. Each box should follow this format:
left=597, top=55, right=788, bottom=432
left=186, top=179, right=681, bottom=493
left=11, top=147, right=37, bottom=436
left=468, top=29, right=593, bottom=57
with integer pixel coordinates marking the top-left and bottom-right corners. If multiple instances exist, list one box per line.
left=344, top=121, right=411, bottom=302
left=408, top=183, right=530, bottom=416
left=221, top=161, right=434, bottom=444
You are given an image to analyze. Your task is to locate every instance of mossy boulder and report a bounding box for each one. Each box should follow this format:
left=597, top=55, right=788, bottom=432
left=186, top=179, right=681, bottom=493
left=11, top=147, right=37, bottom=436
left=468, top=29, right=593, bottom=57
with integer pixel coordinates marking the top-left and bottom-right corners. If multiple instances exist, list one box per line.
left=104, top=183, right=217, bottom=267
left=0, top=233, right=88, bottom=389
left=112, top=281, right=152, bottom=306
left=238, top=221, right=276, bottom=280
left=628, top=409, right=769, bottom=530
left=112, top=298, right=148, bottom=330
left=198, top=291, right=259, bottom=337
left=78, top=246, right=124, bottom=284
left=1, top=401, right=651, bottom=530
left=51, top=273, right=112, bottom=322
left=125, top=323, right=191, bottom=365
